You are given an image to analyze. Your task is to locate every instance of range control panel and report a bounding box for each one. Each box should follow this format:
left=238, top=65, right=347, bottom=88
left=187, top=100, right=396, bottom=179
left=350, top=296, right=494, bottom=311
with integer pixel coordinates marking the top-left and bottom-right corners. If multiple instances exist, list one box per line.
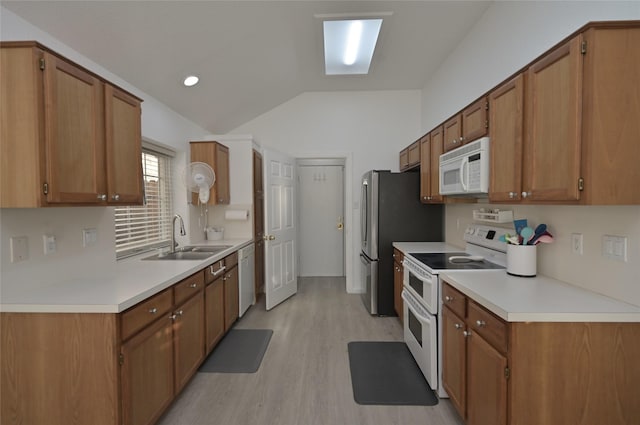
left=463, top=224, right=512, bottom=253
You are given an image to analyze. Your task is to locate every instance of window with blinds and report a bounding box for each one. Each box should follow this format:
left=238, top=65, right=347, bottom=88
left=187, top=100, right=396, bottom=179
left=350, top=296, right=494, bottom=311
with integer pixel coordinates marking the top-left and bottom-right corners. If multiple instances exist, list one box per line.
left=115, top=148, right=174, bottom=258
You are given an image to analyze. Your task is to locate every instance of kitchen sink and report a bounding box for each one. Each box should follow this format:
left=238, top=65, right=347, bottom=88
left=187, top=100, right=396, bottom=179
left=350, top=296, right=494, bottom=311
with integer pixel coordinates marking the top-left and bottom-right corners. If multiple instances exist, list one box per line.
left=181, top=245, right=232, bottom=253
left=142, top=251, right=215, bottom=261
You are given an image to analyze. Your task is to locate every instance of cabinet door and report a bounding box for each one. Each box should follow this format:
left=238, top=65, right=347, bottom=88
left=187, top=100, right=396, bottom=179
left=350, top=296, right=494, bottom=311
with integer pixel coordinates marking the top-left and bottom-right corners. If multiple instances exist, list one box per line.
left=43, top=52, right=106, bottom=204
left=205, top=276, right=225, bottom=353
left=215, top=143, right=230, bottom=204
left=443, top=114, right=462, bottom=152
left=399, top=148, right=409, bottom=171
left=489, top=74, right=524, bottom=202
left=466, top=331, right=507, bottom=425
left=121, top=316, right=174, bottom=425
left=442, top=307, right=466, bottom=419
left=462, top=97, right=488, bottom=142
left=105, top=84, right=143, bottom=205
left=173, top=292, right=205, bottom=394
left=524, top=35, right=582, bottom=202
left=429, top=128, right=444, bottom=203
left=407, top=141, right=420, bottom=167
left=224, top=266, right=239, bottom=332
left=419, top=134, right=431, bottom=203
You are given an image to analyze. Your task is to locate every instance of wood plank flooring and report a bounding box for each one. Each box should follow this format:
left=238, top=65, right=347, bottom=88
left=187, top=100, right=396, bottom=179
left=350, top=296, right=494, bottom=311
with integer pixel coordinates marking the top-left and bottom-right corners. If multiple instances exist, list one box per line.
left=157, top=277, right=465, bottom=425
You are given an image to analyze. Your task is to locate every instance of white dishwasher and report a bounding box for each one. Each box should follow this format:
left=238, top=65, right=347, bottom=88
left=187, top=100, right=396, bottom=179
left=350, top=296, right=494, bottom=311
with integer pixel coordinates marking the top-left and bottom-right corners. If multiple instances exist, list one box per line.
left=238, top=243, right=255, bottom=317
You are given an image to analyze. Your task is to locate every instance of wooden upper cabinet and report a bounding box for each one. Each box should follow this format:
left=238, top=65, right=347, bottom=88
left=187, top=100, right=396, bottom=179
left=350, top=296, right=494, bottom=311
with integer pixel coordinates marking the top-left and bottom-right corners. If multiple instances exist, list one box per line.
left=443, top=98, right=489, bottom=153
left=580, top=25, right=640, bottom=204
left=523, top=35, right=583, bottom=203
left=462, top=97, right=488, bottom=142
left=399, top=140, right=420, bottom=171
left=105, top=84, right=143, bottom=204
left=419, top=130, right=443, bottom=203
left=443, top=114, right=462, bottom=153
left=0, top=42, right=143, bottom=207
left=489, top=74, right=524, bottom=203
left=190, top=141, right=230, bottom=205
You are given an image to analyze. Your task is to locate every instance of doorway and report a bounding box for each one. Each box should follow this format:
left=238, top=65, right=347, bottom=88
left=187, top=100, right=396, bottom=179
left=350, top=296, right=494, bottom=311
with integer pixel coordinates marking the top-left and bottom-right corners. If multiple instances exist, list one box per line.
left=297, top=158, right=345, bottom=277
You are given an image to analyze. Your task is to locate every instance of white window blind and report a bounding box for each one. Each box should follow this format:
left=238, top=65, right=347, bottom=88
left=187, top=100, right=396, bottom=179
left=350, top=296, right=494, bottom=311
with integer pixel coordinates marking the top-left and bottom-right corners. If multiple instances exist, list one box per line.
left=115, top=149, right=173, bottom=258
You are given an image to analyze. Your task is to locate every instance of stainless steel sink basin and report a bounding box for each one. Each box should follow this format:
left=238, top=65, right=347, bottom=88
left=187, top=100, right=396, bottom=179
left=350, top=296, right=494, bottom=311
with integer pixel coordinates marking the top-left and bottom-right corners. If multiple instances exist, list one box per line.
left=142, top=251, right=215, bottom=261
left=182, top=245, right=232, bottom=253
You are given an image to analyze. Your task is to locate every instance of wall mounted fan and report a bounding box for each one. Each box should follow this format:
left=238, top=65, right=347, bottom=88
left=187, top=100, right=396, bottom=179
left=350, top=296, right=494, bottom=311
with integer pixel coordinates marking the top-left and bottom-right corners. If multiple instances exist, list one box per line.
left=183, top=162, right=215, bottom=203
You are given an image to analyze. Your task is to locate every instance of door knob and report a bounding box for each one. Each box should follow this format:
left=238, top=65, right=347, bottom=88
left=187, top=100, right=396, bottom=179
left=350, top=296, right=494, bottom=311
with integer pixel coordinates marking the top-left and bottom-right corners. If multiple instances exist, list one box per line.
left=265, top=235, right=275, bottom=240
left=337, top=223, right=344, bottom=230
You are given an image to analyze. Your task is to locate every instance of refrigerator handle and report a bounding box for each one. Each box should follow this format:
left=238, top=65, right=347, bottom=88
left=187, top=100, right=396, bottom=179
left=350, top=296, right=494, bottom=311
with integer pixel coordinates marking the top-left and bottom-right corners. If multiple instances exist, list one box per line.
left=361, top=180, right=368, bottom=247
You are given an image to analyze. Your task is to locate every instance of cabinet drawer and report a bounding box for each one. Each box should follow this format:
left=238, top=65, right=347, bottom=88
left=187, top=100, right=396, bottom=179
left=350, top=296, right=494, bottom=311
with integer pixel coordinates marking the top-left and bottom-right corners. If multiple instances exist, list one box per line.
left=468, top=300, right=508, bottom=353
left=174, top=270, right=205, bottom=305
left=121, top=288, right=173, bottom=341
left=442, top=283, right=466, bottom=318
left=225, top=252, right=238, bottom=269
left=205, top=259, right=227, bottom=284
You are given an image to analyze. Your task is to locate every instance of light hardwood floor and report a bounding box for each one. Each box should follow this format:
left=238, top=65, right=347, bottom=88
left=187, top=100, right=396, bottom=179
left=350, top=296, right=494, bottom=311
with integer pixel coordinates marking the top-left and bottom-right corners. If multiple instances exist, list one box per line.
left=157, top=277, right=465, bottom=425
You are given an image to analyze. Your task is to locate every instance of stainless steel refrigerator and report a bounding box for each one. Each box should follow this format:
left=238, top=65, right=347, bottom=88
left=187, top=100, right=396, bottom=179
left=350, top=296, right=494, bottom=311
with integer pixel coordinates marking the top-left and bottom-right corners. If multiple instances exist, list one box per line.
left=360, top=170, right=443, bottom=315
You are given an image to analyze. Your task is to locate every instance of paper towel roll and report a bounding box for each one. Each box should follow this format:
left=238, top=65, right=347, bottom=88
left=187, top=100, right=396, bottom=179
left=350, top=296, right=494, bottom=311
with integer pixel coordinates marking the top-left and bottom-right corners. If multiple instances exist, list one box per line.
left=225, top=209, right=249, bottom=221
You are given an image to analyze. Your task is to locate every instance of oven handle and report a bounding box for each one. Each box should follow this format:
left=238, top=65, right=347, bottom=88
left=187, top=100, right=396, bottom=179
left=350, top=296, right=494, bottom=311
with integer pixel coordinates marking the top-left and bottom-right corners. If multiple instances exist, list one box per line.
left=401, top=289, right=431, bottom=323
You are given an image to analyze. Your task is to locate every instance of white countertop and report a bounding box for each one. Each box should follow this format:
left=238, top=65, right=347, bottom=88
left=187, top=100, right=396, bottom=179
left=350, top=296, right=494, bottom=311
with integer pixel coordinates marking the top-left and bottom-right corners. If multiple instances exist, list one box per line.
left=393, top=241, right=463, bottom=254
left=0, top=238, right=252, bottom=314
left=394, top=242, right=640, bottom=323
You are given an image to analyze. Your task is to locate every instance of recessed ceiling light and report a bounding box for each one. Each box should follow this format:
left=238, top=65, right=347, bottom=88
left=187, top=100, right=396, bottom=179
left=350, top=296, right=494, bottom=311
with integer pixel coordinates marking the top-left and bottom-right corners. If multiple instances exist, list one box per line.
left=183, top=75, right=199, bottom=87
left=323, top=18, right=383, bottom=75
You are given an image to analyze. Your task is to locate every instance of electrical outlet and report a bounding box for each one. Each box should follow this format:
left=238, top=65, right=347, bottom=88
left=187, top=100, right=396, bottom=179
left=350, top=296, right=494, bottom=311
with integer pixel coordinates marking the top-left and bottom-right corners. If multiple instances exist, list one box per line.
left=603, top=235, right=627, bottom=262
left=571, top=233, right=583, bottom=255
left=82, top=228, right=97, bottom=247
left=10, top=236, right=28, bottom=263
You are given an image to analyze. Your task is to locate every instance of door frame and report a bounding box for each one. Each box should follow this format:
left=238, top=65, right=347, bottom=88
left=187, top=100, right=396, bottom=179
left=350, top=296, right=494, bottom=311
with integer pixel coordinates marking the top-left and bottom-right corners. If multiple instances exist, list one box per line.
left=293, top=153, right=353, bottom=292
left=296, top=158, right=345, bottom=277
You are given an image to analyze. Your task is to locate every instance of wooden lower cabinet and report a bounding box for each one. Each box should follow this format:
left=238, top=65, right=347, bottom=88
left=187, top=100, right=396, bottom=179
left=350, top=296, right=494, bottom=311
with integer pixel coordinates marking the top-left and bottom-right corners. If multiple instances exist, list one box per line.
left=173, top=291, right=205, bottom=394
left=442, top=282, right=640, bottom=425
left=224, top=265, right=239, bottom=332
left=205, top=275, right=225, bottom=352
left=121, top=314, right=175, bottom=425
left=393, top=248, right=404, bottom=321
left=466, top=329, right=507, bottom=425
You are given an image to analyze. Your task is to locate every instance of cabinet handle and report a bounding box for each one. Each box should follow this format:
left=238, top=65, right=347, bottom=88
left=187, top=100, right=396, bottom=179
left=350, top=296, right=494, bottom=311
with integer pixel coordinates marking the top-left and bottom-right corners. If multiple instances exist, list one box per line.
left=463, top=330, right=472, bottom=338
left=149, top=308, right=157, bottom=314
left=111, top=194, right=120, bottom=201
left=189, top=283, right=198, bottom=288
left=210, top=264, right=226, bottom=276
left=454, top=323, right=463, bottom=330
left=476, top=320, right=486, bottom=327
left=169, top=313, right=177, bottom=321
left=176, top=310, right=183, bottom=317
left=445, top=295, right=454, bottom=302
left=97, top=194, right=107, bottom=201
left=522, top=191, right=532, bottom=198
left=508, top=192, right=515, bottom=199
left=451, top=139, right=458, bottom=145
left=459, top=136, right=465, bottom=143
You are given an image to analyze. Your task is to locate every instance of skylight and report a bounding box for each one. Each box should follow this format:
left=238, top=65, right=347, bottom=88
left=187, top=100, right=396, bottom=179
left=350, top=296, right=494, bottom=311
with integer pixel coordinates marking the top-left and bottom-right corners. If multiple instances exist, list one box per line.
left=323, top=18, right=383, bottom=75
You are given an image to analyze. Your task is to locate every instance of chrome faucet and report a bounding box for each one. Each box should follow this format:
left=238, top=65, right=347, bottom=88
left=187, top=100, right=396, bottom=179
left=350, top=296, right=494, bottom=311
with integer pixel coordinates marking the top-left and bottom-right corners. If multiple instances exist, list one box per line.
left=171, top=214, right=186, bottom=254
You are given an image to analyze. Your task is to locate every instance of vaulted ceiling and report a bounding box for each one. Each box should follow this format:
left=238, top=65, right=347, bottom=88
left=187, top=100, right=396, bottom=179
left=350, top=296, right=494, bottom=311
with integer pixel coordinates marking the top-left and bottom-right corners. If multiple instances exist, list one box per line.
left=3, top=1, right=493, bottom=133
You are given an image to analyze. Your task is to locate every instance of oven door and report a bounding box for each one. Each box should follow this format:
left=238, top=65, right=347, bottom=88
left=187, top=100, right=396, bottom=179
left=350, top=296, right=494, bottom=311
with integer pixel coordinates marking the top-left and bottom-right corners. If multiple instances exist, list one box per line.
left=402, top=289, right=438, bottom=390
left=403, top=261, right=438, bottom=315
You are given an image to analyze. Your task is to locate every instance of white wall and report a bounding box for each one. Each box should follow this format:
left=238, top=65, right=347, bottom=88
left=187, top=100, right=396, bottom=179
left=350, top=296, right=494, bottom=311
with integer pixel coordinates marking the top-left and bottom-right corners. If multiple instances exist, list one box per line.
left=0, top=7, right=210, bottom=288
left=422, top=2, right=640, bottom=306
left=231, top=90, right=422, bottom=293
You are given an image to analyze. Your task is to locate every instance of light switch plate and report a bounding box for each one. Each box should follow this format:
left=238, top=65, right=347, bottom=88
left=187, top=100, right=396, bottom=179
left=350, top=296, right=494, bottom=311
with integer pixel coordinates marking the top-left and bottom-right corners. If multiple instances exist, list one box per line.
left=43, top=234, right=56, bottom=255
left=10, top=236, right=28, bottom=263
left=571, top=233, right=583, bottom=255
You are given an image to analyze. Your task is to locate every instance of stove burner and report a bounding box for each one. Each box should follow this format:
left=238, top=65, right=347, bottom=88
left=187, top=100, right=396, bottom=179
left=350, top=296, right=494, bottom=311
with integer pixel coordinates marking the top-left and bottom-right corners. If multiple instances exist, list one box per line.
left=409, top=252, right=504, bottom=270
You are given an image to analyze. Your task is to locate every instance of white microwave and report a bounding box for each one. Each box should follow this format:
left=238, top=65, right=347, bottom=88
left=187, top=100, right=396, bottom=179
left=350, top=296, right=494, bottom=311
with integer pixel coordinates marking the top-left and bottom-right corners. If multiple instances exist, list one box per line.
left=439, top=137, right=490, bottom=196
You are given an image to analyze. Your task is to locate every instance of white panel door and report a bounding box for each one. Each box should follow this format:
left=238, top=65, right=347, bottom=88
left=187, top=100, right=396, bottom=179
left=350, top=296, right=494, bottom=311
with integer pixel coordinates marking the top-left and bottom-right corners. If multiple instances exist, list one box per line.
left=264, top=149, right=297, bottom=310
left=298, top=164, right=344, bottom=276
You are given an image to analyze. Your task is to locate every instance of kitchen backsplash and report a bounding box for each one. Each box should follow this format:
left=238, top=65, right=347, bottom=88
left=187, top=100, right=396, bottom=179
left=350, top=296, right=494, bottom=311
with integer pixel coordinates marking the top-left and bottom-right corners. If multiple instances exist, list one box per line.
left=445, top=203, right=640, bottom=307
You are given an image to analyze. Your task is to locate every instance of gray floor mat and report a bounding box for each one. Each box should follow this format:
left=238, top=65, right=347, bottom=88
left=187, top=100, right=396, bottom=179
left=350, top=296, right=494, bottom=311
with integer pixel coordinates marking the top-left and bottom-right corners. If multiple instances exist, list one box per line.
left=199, top=329, right=273, bottom=373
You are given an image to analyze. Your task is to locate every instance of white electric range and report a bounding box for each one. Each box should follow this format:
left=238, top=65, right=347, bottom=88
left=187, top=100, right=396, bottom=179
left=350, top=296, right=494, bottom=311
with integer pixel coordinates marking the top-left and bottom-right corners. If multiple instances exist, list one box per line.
left=400, top=224, right=509, bottom=398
